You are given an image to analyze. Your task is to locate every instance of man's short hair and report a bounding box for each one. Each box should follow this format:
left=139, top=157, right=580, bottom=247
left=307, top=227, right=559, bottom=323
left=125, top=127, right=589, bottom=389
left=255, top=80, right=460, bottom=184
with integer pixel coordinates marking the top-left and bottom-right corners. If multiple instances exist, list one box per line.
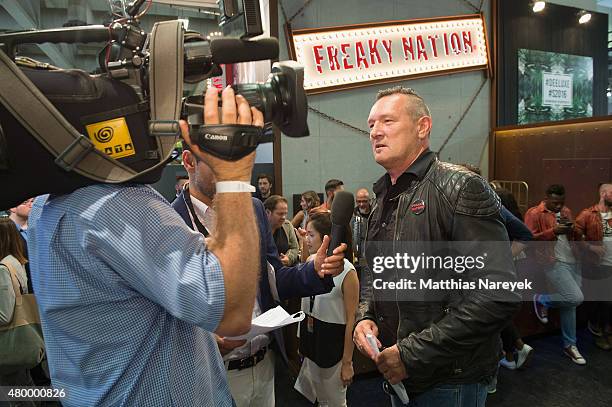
left=257, top=174, right=273, bottom=184
left=324, top=179, right=344, bottom=193
left=546, top=184, right=565, bottom=196
left=376, top=85, right=431, bottom=121
left=263, top=195, right=287, bottom=212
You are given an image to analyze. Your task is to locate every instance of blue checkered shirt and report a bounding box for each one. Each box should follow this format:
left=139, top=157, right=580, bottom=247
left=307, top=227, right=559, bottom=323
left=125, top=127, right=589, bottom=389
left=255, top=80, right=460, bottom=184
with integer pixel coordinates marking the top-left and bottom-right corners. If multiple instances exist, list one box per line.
left=28, top=184, right=232, bottom=406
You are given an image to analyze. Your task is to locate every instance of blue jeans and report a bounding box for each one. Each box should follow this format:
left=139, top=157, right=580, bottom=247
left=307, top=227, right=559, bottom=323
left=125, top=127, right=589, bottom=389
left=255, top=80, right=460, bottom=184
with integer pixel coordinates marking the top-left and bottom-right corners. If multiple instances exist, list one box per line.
left=539, top=261, right=583, bottom=347
left=390, top=383, right=488, bottom=407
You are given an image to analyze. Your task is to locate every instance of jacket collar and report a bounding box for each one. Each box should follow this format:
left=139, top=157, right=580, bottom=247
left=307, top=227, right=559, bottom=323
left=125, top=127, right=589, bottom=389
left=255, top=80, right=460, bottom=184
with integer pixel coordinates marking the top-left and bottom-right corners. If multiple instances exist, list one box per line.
left=372, top=149, right=436, bottom=196
left=533, top=201, right=551, bottom=213
left=172, top=190, right=191, bottom=226
left=586, top=204, right=607, bottom=214
left=534, top=201, right=570, bottom=215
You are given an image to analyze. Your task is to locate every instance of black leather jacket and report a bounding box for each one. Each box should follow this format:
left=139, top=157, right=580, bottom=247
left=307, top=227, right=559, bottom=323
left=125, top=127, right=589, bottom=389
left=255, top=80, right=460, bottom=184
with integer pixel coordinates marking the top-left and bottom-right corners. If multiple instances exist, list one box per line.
left=357, top=158, right=520, bottom=394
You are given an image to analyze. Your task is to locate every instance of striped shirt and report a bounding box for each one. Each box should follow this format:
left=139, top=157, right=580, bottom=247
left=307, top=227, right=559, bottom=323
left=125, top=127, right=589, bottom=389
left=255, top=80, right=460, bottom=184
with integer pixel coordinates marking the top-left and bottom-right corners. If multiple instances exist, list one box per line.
left=28, top=184, right=231, bottom=406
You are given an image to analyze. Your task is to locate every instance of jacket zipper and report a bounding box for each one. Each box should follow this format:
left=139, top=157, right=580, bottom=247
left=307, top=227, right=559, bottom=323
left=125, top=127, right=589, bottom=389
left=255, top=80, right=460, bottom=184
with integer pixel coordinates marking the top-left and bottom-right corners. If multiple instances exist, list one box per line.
left=391, top=180, right=427, bottom=342
left=394, top=193, right=404, bottom=340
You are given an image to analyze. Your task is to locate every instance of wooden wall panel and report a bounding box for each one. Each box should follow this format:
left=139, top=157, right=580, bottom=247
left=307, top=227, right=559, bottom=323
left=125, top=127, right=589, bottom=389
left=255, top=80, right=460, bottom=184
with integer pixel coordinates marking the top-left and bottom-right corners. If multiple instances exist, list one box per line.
left=494, top=119, right=612, bottom=337
left=494, top=117, right=612, bottom=215
left=496, top=0, right=608, bottom=126
left=542, top=158, right=610, bottom=213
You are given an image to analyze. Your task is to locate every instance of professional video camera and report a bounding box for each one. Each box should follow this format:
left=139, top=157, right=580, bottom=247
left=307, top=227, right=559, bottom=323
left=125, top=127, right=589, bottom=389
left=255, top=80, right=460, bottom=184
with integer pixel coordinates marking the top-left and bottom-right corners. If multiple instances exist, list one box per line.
left=0, top=0, right=308, bottom=210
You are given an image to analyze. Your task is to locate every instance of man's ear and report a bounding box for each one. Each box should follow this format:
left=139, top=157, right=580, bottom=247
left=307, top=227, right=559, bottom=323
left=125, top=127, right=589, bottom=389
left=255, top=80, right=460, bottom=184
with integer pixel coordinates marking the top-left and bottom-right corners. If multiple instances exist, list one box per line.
left=265, top=209, right=271, bottom=216
left=182, top=150, right=196, bottom=172
left=416, top=116, right=432, bottom=140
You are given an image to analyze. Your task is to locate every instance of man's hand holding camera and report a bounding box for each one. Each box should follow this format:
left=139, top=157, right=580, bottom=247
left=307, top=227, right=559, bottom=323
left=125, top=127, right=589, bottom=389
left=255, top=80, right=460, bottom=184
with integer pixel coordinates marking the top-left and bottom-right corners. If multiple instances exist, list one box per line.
left=179, top=86, right=262, bottom=336
left=180, top=86, right=263, bottom=181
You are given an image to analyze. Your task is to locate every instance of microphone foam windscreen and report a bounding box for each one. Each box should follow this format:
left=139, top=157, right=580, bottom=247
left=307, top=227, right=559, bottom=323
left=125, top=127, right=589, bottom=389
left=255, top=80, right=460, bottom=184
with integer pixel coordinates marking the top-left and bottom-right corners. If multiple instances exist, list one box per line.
left=330, top=191, right=355, bottom=226
left=210, top=38, right=279, bottom=64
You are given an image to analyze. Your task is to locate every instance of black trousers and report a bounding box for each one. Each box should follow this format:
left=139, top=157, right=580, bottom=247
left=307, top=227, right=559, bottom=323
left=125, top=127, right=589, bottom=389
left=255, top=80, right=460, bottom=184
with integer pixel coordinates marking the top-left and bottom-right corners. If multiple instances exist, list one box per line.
left=501, top=322, right=521, bottom=354
left=587, top=265, right=612, bottom=332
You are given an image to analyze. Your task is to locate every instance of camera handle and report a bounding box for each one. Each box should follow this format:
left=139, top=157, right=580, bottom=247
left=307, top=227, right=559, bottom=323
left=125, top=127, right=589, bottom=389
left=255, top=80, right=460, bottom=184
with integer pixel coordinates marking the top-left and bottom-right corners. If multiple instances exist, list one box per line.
left=187, top=124, right=263, bottom=160
left=0, top=26, right=123, bottom=59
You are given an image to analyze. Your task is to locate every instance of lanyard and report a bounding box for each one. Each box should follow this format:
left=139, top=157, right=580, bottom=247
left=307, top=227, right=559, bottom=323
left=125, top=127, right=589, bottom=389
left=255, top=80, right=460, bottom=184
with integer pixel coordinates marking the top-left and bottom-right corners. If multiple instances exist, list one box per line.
left=183, top=185, right=209, bottom=237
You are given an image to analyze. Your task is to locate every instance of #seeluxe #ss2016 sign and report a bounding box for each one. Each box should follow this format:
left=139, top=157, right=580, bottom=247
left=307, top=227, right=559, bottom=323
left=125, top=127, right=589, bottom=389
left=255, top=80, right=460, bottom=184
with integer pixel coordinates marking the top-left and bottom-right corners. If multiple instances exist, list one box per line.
left=518, top=49, right=593, bottom=124
left=287, top=14, right=490, bottom=94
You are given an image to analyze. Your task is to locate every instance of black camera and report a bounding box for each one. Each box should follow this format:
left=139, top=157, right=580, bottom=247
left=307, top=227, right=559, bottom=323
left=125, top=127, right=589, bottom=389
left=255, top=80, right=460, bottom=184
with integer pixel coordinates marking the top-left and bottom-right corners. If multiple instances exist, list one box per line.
left=0, top=0, right=309, bottom=210
left=183, top=60, right=308, bottom=158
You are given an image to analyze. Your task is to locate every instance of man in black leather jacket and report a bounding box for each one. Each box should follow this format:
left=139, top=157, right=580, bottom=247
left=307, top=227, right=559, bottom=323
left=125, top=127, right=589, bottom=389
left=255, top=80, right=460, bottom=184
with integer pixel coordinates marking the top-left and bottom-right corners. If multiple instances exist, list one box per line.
left=353, top=86, right=520, bottom=406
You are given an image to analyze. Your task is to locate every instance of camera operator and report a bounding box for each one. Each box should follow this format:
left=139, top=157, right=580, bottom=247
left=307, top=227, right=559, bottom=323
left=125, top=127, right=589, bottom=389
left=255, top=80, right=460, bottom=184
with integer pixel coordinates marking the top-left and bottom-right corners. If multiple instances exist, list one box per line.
left=27, top=86, right=263, bottom=406
left=174, top=92, right=348, bottom=405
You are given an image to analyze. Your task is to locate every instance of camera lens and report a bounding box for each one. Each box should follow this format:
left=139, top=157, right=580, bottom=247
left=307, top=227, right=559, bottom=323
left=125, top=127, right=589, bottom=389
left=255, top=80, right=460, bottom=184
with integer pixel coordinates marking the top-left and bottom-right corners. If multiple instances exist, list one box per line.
left=233, top=61, right=309, bottom=138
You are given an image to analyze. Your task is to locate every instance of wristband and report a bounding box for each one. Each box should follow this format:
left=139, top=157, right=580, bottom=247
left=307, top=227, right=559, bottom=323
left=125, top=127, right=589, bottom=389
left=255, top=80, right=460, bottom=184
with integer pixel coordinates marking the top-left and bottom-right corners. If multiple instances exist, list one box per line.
left=215, top=181, right=256, bottom=193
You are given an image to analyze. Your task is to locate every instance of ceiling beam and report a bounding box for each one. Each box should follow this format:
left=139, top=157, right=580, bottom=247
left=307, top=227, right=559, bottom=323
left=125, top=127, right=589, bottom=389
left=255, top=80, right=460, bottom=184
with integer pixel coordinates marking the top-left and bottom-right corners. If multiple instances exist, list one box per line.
left=2, top=0, right=75, bottom=67
left=154, top=0, right=218, bottom=10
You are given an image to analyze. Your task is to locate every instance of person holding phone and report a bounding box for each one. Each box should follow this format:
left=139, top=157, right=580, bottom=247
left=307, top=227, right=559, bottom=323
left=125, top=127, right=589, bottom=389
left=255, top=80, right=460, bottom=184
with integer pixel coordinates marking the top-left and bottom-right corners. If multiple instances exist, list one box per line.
left=526, top=184, right=586, bottom=365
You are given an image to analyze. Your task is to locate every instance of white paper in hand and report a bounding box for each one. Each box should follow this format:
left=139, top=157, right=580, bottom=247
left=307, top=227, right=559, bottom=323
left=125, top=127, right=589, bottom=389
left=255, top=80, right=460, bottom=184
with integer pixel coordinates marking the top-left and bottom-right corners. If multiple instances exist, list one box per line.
left=366, top=334, right=410, bottom=405
left=226, top=305, right=305, bottom=341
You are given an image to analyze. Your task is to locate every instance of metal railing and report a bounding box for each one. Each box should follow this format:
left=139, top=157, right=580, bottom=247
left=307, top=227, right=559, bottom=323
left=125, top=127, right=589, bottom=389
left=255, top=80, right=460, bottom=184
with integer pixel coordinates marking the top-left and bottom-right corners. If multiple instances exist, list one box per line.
left=490, top=180, right=529, bottom=215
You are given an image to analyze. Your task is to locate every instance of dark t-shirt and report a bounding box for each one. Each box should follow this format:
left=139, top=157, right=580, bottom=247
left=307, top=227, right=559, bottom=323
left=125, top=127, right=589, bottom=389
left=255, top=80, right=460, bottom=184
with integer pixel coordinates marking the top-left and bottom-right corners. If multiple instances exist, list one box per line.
left=273, top=227, right=289, bottom=255
left=370, top=150, right=436, bottom=242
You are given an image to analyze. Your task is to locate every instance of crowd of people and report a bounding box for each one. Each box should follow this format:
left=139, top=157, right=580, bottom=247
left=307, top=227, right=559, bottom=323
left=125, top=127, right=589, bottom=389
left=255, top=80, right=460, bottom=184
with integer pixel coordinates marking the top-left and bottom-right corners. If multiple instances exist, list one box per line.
left=0, top=85, right=610, bottom=407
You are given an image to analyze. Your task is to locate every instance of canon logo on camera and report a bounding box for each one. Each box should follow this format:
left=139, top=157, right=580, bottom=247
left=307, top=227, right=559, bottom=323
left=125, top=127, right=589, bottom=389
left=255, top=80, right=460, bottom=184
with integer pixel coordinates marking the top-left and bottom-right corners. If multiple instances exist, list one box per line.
left=204, top=133, right=228, bottom=141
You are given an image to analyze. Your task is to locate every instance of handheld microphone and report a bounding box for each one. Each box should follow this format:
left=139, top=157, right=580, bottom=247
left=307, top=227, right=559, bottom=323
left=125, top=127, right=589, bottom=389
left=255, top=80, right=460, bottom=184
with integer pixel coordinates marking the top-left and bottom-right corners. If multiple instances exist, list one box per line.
left=327, top=191, right=355, bottom=257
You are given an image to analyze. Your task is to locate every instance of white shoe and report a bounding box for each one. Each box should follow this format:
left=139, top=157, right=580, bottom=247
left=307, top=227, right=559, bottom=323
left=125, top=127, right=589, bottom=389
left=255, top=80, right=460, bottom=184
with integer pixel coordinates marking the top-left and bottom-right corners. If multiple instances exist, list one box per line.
left=564, top=345, right=586, bottom=365
left=487, top=373, right=497, bottom=394
left=533, top=294, right=548, bottom=324
left=499, top=358, right=517, bottom=370
left=516, top=344, right=534, bottom=368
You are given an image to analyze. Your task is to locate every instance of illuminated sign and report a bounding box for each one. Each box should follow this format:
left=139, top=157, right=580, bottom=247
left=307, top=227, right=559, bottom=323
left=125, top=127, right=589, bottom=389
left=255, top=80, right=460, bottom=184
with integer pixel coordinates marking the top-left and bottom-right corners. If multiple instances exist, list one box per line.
left=288, top=14, right=490, bottom=94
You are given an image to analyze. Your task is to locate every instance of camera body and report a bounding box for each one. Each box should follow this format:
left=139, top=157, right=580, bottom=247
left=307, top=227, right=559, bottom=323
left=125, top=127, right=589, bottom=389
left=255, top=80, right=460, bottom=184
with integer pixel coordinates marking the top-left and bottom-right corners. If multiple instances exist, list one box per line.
left=0, top=0, right=308, bottom=210
left=219, top=0, right=264, bottom=39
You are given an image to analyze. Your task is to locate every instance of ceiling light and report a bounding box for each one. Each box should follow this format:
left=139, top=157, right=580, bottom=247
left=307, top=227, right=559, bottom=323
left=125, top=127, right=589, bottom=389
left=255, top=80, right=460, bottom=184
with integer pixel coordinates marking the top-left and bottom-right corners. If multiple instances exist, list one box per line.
left=578, top=10, right=591, bottom=24
left=532, top=1, right=545, bottom=13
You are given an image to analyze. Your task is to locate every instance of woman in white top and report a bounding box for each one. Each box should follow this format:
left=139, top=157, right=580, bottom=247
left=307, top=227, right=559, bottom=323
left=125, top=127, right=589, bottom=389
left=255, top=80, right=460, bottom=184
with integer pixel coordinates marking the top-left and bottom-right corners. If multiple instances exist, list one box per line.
left=0, top=217, right=36, bottom=395
left=294, top=212, right=359, bottom=406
